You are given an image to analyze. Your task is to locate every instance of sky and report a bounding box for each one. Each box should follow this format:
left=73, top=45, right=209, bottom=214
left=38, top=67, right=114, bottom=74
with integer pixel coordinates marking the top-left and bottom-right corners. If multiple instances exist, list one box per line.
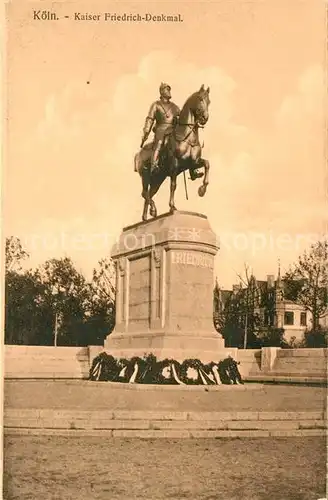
left=4, top=0, right=327, bottom=287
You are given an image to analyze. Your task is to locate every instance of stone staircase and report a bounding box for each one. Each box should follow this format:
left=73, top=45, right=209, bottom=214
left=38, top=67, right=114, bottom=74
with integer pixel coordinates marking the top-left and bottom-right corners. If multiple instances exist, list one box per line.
left=273, top=349, right=326, bottom=374
left=245, top=348, right=327, bottom=384
left=4, top=409, right=326, bottom=438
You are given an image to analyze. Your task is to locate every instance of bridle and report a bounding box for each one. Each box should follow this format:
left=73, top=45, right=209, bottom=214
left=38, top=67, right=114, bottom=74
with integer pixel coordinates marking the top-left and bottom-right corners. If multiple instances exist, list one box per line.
left=173, top=97, right=207, bottom=145
left=174, top=121, right=205, bottom=146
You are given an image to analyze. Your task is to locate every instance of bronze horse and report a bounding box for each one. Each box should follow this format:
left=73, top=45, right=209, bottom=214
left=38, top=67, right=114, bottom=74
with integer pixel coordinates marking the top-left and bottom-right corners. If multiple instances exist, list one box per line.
left=134, top=85, right=211, bottom=221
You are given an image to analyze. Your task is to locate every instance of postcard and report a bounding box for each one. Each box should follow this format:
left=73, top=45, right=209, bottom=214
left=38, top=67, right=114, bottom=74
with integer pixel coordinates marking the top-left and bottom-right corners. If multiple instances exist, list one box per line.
left=3, top=1, right=327, bottom=499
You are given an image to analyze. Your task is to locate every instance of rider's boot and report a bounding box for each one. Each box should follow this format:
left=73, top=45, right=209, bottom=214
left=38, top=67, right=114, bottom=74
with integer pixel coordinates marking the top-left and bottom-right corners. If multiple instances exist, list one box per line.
left=189, top=168, right=204, bottom=181
left=150, top=141, right=162, bottom=174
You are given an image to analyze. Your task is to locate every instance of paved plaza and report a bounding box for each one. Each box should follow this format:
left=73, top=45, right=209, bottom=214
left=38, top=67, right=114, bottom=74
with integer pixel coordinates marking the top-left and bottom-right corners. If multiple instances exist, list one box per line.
left=4, top=379, right=326, bottom=412
left=4, top=435, right=326, bottom=500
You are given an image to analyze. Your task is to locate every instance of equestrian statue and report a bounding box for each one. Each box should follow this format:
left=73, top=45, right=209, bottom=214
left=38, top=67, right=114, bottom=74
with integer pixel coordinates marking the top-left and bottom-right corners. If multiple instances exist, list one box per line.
left=134, top=83, right=211, bottom=221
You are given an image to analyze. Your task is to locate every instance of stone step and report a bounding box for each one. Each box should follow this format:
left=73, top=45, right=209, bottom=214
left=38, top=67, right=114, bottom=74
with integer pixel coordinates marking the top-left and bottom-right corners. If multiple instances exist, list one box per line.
left=277, top=349, right=327, bottom=358
left=272, top=370, right=327, bottom=377
left=4, top=428, right=325, bottom=438
left=82, top=381, right=264, bottom=392
left=5, top=419, right=325, bottom=431
left=245, top=374, right=327, bottom=384
left=4, top=409, right=326, bottom=433
left=5, top=417, right=325, bottom=430
left=272, top=363, right=327, bottom=373
left=5, top=372, right=88, bottom=379
left=4, top=409, right=325, bottom=421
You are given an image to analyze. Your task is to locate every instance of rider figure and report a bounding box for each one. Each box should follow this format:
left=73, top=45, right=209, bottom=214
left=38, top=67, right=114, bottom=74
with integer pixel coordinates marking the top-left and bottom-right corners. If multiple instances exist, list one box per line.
left=141, top=83, right=204, bottom=180
left=141, top=82, right=179, bottom=174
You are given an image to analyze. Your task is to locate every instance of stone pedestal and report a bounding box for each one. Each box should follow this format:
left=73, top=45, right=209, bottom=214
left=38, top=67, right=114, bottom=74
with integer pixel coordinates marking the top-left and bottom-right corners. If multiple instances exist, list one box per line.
left=104, top=211, right=225, bottom=362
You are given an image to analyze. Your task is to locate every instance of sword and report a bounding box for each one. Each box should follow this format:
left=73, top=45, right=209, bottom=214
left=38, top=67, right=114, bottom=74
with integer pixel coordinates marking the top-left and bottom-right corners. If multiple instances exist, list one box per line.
left=183, top=170, right=189, bottom=200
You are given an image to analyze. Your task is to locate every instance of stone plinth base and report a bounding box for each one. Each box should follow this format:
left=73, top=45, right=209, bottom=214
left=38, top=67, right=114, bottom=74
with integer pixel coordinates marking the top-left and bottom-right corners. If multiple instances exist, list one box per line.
left=105, top=331, right=227, bottom=363
left=104, top=348, right=230, bottom=364
left=105, top=211, right=224, bottom=362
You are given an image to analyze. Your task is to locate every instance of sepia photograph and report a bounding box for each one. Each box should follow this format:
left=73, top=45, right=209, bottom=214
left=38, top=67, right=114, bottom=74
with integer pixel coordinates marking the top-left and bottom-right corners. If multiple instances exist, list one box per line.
left=2, top=0, right=327, bottom=499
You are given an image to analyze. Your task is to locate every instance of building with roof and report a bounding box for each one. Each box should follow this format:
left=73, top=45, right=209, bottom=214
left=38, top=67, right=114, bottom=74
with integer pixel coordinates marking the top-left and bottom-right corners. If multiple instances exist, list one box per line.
left=213, top=271, right=316, bottom=343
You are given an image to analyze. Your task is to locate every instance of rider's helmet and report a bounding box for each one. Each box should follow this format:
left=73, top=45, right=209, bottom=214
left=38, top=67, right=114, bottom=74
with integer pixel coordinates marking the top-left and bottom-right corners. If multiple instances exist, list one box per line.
left=159, top=82, right=171, bottom=96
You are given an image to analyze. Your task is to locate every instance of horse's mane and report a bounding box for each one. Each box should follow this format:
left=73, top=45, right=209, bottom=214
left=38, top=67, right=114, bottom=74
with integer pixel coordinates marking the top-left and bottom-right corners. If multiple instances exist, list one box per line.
left=180, top=90, right=200, bottom=113
left=179, top=90, right=201, bottom=124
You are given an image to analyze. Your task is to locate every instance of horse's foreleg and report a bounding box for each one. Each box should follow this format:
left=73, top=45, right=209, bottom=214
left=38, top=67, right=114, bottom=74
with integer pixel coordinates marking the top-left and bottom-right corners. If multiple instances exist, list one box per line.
left=198, top=158, right=209, bottom=197
left=169, top=173, right=177, bottom=212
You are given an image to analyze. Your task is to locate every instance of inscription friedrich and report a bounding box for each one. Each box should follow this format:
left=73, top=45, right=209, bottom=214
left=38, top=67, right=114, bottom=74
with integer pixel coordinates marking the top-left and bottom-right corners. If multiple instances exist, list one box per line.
left=171, top=251, right=213, bottom=269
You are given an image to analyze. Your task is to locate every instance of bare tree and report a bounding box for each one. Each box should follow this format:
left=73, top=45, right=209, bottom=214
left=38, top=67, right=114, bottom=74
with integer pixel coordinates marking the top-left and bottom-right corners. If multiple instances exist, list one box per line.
left=5, top=236, right=29, bottom=272
left=237, top=265, right=263, bottom=348
left=91, top=258, right=116, bottom=304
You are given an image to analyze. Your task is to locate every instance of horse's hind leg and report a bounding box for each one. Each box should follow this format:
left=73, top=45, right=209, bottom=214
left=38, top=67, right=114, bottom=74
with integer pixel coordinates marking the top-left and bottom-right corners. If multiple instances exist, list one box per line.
left=148, top=172, right=166, bottom=218
left=141, top=176, right=150, bottom=221
left=149, top=199, right=157, bottom=218
left=169, top=173, right=177, bottom=212
left=142, top=199, right=149, bottom=221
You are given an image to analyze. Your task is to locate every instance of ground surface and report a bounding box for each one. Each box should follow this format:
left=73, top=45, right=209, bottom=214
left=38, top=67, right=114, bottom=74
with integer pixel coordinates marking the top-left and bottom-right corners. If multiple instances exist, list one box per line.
left=4, top=380, right=327, bottom=412
left=4, top=381, right=327, bottom=499
left=3, top=436, right=326, bottom=500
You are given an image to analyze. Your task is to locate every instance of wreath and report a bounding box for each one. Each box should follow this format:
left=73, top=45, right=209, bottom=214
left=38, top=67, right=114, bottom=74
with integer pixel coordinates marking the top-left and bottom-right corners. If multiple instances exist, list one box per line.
left=89, top=353, right=120, bottom=381
left=89, top=353, right=243, bottom=385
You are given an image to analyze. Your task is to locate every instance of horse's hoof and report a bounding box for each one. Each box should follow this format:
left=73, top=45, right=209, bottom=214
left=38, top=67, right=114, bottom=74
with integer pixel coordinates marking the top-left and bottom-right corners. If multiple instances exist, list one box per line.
left=150, top=209, right=157, bottom=218
left=190, top=171, right=204, bottom=181
left=142, top=215, right=147, bottom=222
left=198, top=185, right=207, bottom=197
left=169, top=206, right=177, bottom=213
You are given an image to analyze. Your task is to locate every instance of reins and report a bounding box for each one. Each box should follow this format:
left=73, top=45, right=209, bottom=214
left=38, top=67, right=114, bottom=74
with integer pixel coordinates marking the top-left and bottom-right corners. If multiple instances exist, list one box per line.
left=173, top=123, right=196, bottom=144
left=174, top=116, right=205, bottom=145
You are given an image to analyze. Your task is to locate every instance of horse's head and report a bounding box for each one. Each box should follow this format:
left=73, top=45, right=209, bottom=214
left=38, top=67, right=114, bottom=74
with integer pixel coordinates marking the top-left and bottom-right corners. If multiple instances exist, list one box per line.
left=190, top=84, right=210, bottom=126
